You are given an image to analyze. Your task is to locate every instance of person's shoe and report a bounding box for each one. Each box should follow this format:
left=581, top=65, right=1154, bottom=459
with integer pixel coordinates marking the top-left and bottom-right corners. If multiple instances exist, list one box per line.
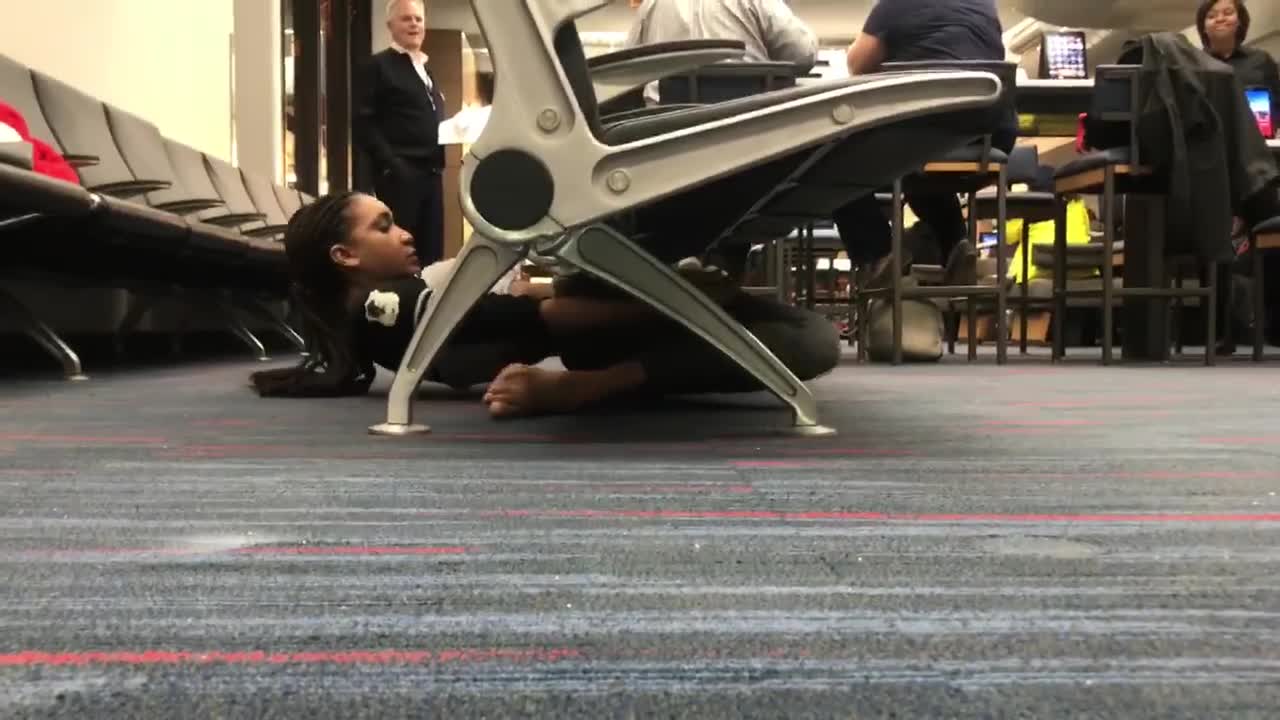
left=942, top=240, right=978, bottom=287
left=864, top=250, right=913, bottom=290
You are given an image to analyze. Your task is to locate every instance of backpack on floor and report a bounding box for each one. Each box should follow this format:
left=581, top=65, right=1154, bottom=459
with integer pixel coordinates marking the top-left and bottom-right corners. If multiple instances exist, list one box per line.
left=865, top=282, right=945, bottom=363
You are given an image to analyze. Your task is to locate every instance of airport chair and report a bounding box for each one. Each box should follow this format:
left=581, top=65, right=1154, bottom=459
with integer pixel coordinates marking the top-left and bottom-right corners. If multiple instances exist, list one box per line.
left=32, top=71, right=171, bottom=199
left=1250, top=215, right=1280, bottom=360
left=104, top=106, right=223, bottom=215
left=856, top=60, right=1016, bottom=366
left=368, top=0, right=1005, bottom=438
left=0, top=53, right=98, bottom=168
left=1052, top=64, right=1214, bottom=365
left=970, top=145, right=1058, bottom=353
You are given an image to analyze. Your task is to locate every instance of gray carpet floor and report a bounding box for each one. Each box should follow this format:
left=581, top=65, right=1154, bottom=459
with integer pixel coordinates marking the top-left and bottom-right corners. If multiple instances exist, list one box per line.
left=2, top=350, right=1279, bottom=718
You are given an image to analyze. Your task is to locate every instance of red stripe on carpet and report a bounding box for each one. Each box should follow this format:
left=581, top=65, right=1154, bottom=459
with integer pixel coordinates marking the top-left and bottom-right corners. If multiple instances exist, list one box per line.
left=494, top=509, right=1280, bottom=523
left=0, top=433, right=167, bottom=445
left=0, top=647, right=582, bottom=668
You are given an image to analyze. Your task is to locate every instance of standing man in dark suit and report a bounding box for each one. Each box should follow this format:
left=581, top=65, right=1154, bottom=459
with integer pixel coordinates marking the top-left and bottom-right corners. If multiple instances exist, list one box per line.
left=355, top=0, right=447, bottom=265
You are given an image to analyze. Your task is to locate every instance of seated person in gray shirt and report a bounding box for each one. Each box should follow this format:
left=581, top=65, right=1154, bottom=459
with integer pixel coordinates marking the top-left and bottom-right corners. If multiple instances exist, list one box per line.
left=625, top=0, right=819, bottom=103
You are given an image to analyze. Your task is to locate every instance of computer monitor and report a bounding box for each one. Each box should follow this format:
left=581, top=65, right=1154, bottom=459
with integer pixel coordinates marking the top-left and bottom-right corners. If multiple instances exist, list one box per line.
left=1246, top=86, right=1273, bottom=138
left=1039, top=31, right=1088, bottom=80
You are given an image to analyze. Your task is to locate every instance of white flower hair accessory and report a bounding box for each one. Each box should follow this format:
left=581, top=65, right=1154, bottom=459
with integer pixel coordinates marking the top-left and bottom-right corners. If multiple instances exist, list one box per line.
left=363, top=290, right=400, bottom=327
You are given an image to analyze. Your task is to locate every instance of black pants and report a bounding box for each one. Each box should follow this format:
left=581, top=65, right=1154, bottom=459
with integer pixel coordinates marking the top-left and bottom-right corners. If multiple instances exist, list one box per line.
left=557, top=291, right=841, bottom=395
left=375, top=160, right=444, bottom=265
left=833, top=191, right=969, bottom=265
left=428, top=290, right=840, bottom=396
left=833, top=132, right=1017, bottom=264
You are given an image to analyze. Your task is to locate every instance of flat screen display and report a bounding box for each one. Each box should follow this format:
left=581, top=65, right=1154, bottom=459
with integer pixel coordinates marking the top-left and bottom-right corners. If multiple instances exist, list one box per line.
left=1246, top=87, right=1273, bottom=138
left=1042, top=32, right=1088, bottom=80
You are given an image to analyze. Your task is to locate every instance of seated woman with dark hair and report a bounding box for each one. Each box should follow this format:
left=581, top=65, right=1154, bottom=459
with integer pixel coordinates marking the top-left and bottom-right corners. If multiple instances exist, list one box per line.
left=250, top=191, right=840, bottom=418
left=1194, top=0, right=1280, bottom=353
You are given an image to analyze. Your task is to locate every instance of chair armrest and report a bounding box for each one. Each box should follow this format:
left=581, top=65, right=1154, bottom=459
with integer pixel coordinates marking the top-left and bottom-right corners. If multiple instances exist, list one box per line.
left=243, top=223, right=287, bottom=238
left=588, top=40, right=747, bottom=104
left=62, top=154, right=101, bottom=168
left=601, top=104, right=702, bottom=124
left=468, top=71, right=1003, bottom=242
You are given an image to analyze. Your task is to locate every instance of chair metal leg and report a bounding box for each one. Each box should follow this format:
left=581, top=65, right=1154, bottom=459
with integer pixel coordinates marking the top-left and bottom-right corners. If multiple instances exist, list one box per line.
left=227, top=316, right=270, bottom=362
left=556, top=224, right=832, bottom=436
left=240, top=297, right=306, bottom=352
left=1100, top=169, right=1115, bottom=366
left=890, top=179, right=904, bottom=366
left=1052, top=196, right=1067, bottom=362
left=1253, top=243, right=1265, bottom=362
left=212, top=294, right=270, bottom=361
left=1173, top=270, right=1185, bottom=355
left=0, top=287, right=88, bottom=381
left=371, top=233, right=527, bottom=436
left=1204, top=260, right=1217, bottom=367
left=966, top=300, right=978, bottom=361
left=1019, top=232, right=1029, bottom=355
left=994, top=169, right=1008, bottom=365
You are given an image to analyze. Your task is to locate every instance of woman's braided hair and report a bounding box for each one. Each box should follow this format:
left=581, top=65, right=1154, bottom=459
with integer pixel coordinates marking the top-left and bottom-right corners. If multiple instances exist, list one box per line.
left=250, top=191, right=378, bottom=397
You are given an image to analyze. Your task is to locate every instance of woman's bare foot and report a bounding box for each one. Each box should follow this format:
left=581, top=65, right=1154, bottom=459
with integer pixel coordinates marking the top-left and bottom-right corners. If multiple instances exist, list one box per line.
left=482, top=364, right=580, bottom=418
left=482, top=362, right=646, bottom=418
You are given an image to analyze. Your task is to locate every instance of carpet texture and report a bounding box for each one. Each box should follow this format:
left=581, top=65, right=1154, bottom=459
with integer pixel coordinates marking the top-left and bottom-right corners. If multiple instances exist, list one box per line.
left=1, top=351, right=1279, bottom=718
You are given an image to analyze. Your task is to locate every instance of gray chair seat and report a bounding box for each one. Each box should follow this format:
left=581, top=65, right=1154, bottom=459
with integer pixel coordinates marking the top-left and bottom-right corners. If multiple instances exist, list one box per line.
left=1031, top=241, right=1123, bottom=270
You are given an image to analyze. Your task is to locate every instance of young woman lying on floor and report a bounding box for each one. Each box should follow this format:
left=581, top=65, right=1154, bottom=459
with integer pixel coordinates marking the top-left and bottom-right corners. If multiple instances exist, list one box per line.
left=250, top=191, right=840, bottom=417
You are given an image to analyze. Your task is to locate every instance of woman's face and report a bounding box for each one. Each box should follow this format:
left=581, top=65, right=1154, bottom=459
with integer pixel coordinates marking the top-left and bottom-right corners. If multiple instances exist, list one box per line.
left=333, top=193, right=422, bottom=282
left=1205, top=0, right=1240, bottom=46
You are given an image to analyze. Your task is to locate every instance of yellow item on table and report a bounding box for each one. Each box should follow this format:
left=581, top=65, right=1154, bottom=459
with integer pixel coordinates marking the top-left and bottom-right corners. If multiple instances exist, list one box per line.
left=1005, top=199, right=1097, bottom=283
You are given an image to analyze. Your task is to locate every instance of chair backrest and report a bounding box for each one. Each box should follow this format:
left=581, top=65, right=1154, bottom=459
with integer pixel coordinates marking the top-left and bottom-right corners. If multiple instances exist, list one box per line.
left=103, top=105, right=187, bottom=204
left=552, top=21, right=605, bottom=139
left=658, top=62, right=801, bottom=104
left=164, top=139, right=226, bottom=209
left=1089, top=64, right=1142, bottom=165
left=1007, top=145, right=1039, bottom=184
left=203, top=154, right=262, bottom=216
left=32, top=71, right=136, bottom=188
left=240, top=170, right=290, bottom=225
left=272, top=183, right=303, bottom=220
left=0, top=53, right=62, bottom=152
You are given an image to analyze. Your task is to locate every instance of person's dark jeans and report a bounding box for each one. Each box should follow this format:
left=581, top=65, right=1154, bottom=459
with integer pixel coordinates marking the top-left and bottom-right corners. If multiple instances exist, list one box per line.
left=832, top=130, right=1017, bottom=265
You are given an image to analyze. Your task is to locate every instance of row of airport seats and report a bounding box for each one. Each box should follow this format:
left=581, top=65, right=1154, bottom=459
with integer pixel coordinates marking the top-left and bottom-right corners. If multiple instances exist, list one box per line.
left=0, top=52, right=311, bottom=378
left=367, top=0, right=1012, bottom=437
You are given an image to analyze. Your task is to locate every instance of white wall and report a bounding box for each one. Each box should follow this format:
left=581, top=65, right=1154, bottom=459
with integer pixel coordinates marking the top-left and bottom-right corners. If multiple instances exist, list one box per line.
left=0, top=0, right=236, bottom=160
